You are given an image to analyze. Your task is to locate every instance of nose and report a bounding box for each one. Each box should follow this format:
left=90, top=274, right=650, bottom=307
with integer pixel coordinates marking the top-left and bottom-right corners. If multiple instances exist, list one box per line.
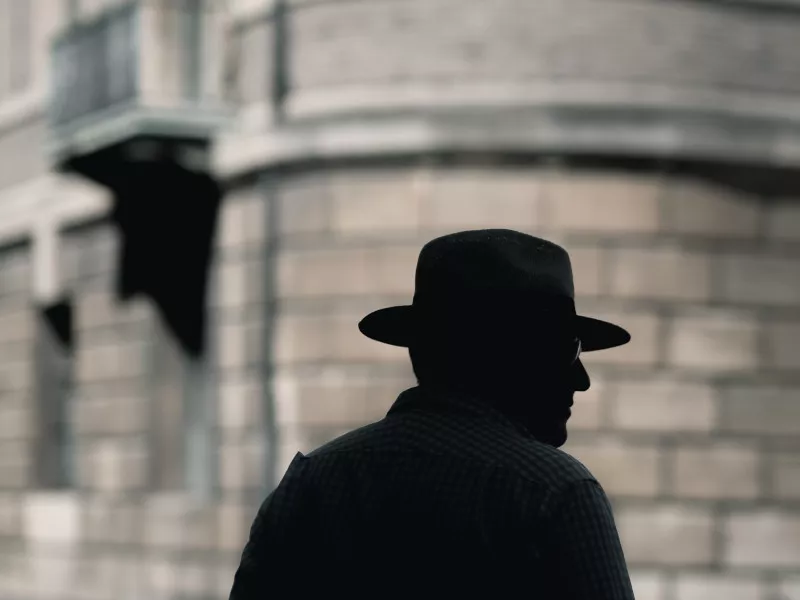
left=573, top=359, right=590, bottom=392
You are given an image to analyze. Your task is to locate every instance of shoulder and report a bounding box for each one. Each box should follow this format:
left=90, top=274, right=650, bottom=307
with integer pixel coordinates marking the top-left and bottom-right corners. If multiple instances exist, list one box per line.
left=496, top=435, right=598, bottom=491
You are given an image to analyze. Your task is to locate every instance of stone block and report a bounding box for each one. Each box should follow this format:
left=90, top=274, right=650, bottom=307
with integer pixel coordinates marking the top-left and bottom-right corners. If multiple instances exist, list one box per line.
left=661, top=179, right=760, bottom=238
left=719, top=384, right=800, bottom=435
left=670, top=443, right=760, bottom=500
left=675, top=574, right=762, bottom=600
left=217, top=322, right=250, bottom=370
left=0, top=309, right=33, bottom=343
left=175, top=562, right=215, bottom=597
left=116, top=343, right=147, bottom=379
left=218, top=502, right=253, bottom=552
left=781, top=576, right=800, bottom=600
left=724, top=509, right=800, bottom=568
left=331, top=170, right=421, bottom=234
left=629, top=571, right=666, bottom=600
left=764, top=320, right=800, bottom=370
left=143, top=495, right=188, bottom=549
left=666, top=309, right=759, bottom=372
left=718, top=254, right=800, bottom=306
left=276, top=175, right=332, bottom=236
left=91, top=438, right=148, bottom=493
left=541, top=173, right=660, bottom=234
left=368, top=245, right=419, bottom=296
left=218, top=374, right=264, bottom=430
left=81, top=497, right=115, bottom=544
left=273, top=314, right=333, bottom=364
left=616, top=504, right=715, bottom=566
left=182, top=506, right=218, bottom=551
left=0, top=442, right=28, bottom=488
left=0, top=406, right=29, bottom=440
left=218, top=440, right=248, bottom=491
left=217, top=194, right=243, bottom=248
left=23, top=493, right=81, bottom=546
left=277, top=247, right=373, bottom=297
left=218, top=187, right=265, bottom=249
left=218, top=259, right=248, bottom=308
left=242, top=190, right=267, bottom=247
left=294, top=378, right=369, bottom=427
left=1, top=360, right=31, bottom=392
left=765, top=200, right=800, bottom=241
left=215, top=561, right=241, bottom=599
left=245, top=258, right=267, bottom=305
left=568, top=246, right=604, bottom=297
left=564, top=437, right=661, bottom=497
left=108, top=394, right=149, bottom=435
left=144, top=557, right=179, bottom=597
left=770, top=453, right=800, bottom=500
left=578, top=307, right=661, bottom=367
left=0, top=493, right=22, bottom=536
left=608, top=247, right=712, bottom=301
left=76, top=292, right=115, bottom=331
left=218, top=433, right=266, bottom=491
left=609, top=376, right=716, bottom=432
left=420, top=169, right=541, bottom=231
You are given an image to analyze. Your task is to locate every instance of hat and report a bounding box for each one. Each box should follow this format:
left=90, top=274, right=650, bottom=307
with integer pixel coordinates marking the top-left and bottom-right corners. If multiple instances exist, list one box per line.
left=358, top=229, right=631, bottom=352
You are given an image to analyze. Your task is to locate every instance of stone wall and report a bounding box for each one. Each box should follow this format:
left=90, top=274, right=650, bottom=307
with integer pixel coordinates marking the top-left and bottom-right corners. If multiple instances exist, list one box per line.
left=267, top=161, right=800, bottom=600
left=0, top=161, right=798, bottom=599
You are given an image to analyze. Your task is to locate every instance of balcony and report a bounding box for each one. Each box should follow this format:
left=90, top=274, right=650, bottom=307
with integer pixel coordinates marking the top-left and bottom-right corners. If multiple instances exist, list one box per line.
left=48, top=0, right=230, bottom=179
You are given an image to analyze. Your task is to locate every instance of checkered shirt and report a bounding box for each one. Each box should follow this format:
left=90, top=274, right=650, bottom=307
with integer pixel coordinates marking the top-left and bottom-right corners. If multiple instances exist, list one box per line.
left=229, top=386, right=635, bottom=599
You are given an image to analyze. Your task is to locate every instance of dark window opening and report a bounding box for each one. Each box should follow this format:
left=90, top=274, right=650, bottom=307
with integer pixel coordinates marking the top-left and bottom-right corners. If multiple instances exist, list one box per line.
left=33, top=298, right=75, bottom=489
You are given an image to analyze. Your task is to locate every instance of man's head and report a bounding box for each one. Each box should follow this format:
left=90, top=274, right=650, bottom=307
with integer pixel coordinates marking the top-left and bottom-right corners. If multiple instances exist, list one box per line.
left=357, top=229, right=631, bottom=446
left=408, top=311, right=589, bottom=447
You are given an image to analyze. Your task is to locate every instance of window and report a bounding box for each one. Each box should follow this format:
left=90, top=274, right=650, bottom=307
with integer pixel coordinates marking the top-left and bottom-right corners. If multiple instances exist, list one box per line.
left=33, top=298, right=75, bottom=489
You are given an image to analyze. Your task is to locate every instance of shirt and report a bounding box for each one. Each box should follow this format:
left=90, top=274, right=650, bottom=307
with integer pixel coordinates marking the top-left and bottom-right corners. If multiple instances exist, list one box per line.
left=229, top=385, right=635, bottom=599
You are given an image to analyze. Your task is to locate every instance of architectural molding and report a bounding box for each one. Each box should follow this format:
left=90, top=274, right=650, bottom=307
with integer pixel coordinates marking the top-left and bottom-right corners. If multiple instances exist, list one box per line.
left=213, top=102, right=800, bottom=179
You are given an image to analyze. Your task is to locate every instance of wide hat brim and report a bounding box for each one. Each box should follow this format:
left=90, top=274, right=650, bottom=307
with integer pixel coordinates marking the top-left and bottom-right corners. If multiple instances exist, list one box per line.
left=358, top=305, right=631, bottom=352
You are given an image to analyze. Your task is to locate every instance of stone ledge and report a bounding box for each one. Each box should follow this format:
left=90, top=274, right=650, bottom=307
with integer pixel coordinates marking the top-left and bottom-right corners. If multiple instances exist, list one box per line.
left=214, top=105, right=800, bottom=179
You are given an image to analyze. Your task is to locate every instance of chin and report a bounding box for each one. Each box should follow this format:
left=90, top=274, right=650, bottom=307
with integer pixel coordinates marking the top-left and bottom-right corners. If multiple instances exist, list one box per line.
left=533, top=423, right=569, bottom=448
left=542, top=430, right=568, bottom=448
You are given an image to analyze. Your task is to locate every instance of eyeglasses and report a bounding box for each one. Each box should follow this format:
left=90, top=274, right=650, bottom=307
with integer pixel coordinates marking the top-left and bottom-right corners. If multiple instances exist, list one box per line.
left=571, top=337, right=583, bottom=365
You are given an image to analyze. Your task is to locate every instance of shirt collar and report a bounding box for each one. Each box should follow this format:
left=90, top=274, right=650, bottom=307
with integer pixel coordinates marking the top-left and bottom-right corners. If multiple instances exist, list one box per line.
left=386, top=385, right=535, bottom=440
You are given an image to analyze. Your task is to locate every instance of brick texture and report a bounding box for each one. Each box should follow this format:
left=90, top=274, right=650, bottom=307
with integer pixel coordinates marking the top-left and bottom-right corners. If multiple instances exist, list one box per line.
left=670, top=443, right=760, bottom=500
left=660, top=180, right=761, bottom=239
left=770, top=453, right=800, bottom=500
left=616, top=504, right=716, bottom=566
left=763, top=319, right=800, bottom=370
left=724, top=510, right=800, bottom=568
left=542, top=173, right=660, bottom=234
left=609, top=376, right=717, bottom=432
left=565, top=437, right=661, bottom=497
left=719, top=384, right=800, bottom=435
left=666, top=310, right=760, bottom=372
left=9, top=110, right=800, bottom=598
left=289, top=0, right=800, bottom=95
left=608, top=247, right=712, bottom=301
left=675, top=575, right=763, bottom=600
left=765, top=200, right=800, bottom=242
left=718, top=254, right=800, bottom=307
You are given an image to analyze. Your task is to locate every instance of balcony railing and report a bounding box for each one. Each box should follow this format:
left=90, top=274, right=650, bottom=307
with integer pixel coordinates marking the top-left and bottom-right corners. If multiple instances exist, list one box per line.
left=48, top=0, right=228, bottom=161
left=51, top=3, right=139, bottom=128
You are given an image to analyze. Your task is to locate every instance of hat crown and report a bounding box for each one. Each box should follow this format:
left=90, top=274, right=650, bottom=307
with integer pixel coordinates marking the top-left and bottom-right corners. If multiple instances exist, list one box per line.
left=413, top=229, right=575, bottom=301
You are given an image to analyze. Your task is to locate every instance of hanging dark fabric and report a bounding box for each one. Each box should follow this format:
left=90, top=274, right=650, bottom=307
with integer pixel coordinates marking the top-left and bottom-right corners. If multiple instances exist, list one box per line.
left=111, top=160, right=221, bottom=358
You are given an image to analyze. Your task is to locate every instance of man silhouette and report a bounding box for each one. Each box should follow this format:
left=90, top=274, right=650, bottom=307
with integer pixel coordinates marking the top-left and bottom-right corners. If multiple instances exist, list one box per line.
left=229, top=229, right=636, bottom=599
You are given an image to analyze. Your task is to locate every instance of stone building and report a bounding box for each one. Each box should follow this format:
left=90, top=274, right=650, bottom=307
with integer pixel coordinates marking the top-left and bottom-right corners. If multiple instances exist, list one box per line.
left=0, top=0, right=798, bottom=598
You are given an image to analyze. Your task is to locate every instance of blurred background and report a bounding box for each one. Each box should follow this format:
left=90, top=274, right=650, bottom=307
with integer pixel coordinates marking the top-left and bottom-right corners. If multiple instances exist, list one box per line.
left=0, top=0, right=799, bottom=598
